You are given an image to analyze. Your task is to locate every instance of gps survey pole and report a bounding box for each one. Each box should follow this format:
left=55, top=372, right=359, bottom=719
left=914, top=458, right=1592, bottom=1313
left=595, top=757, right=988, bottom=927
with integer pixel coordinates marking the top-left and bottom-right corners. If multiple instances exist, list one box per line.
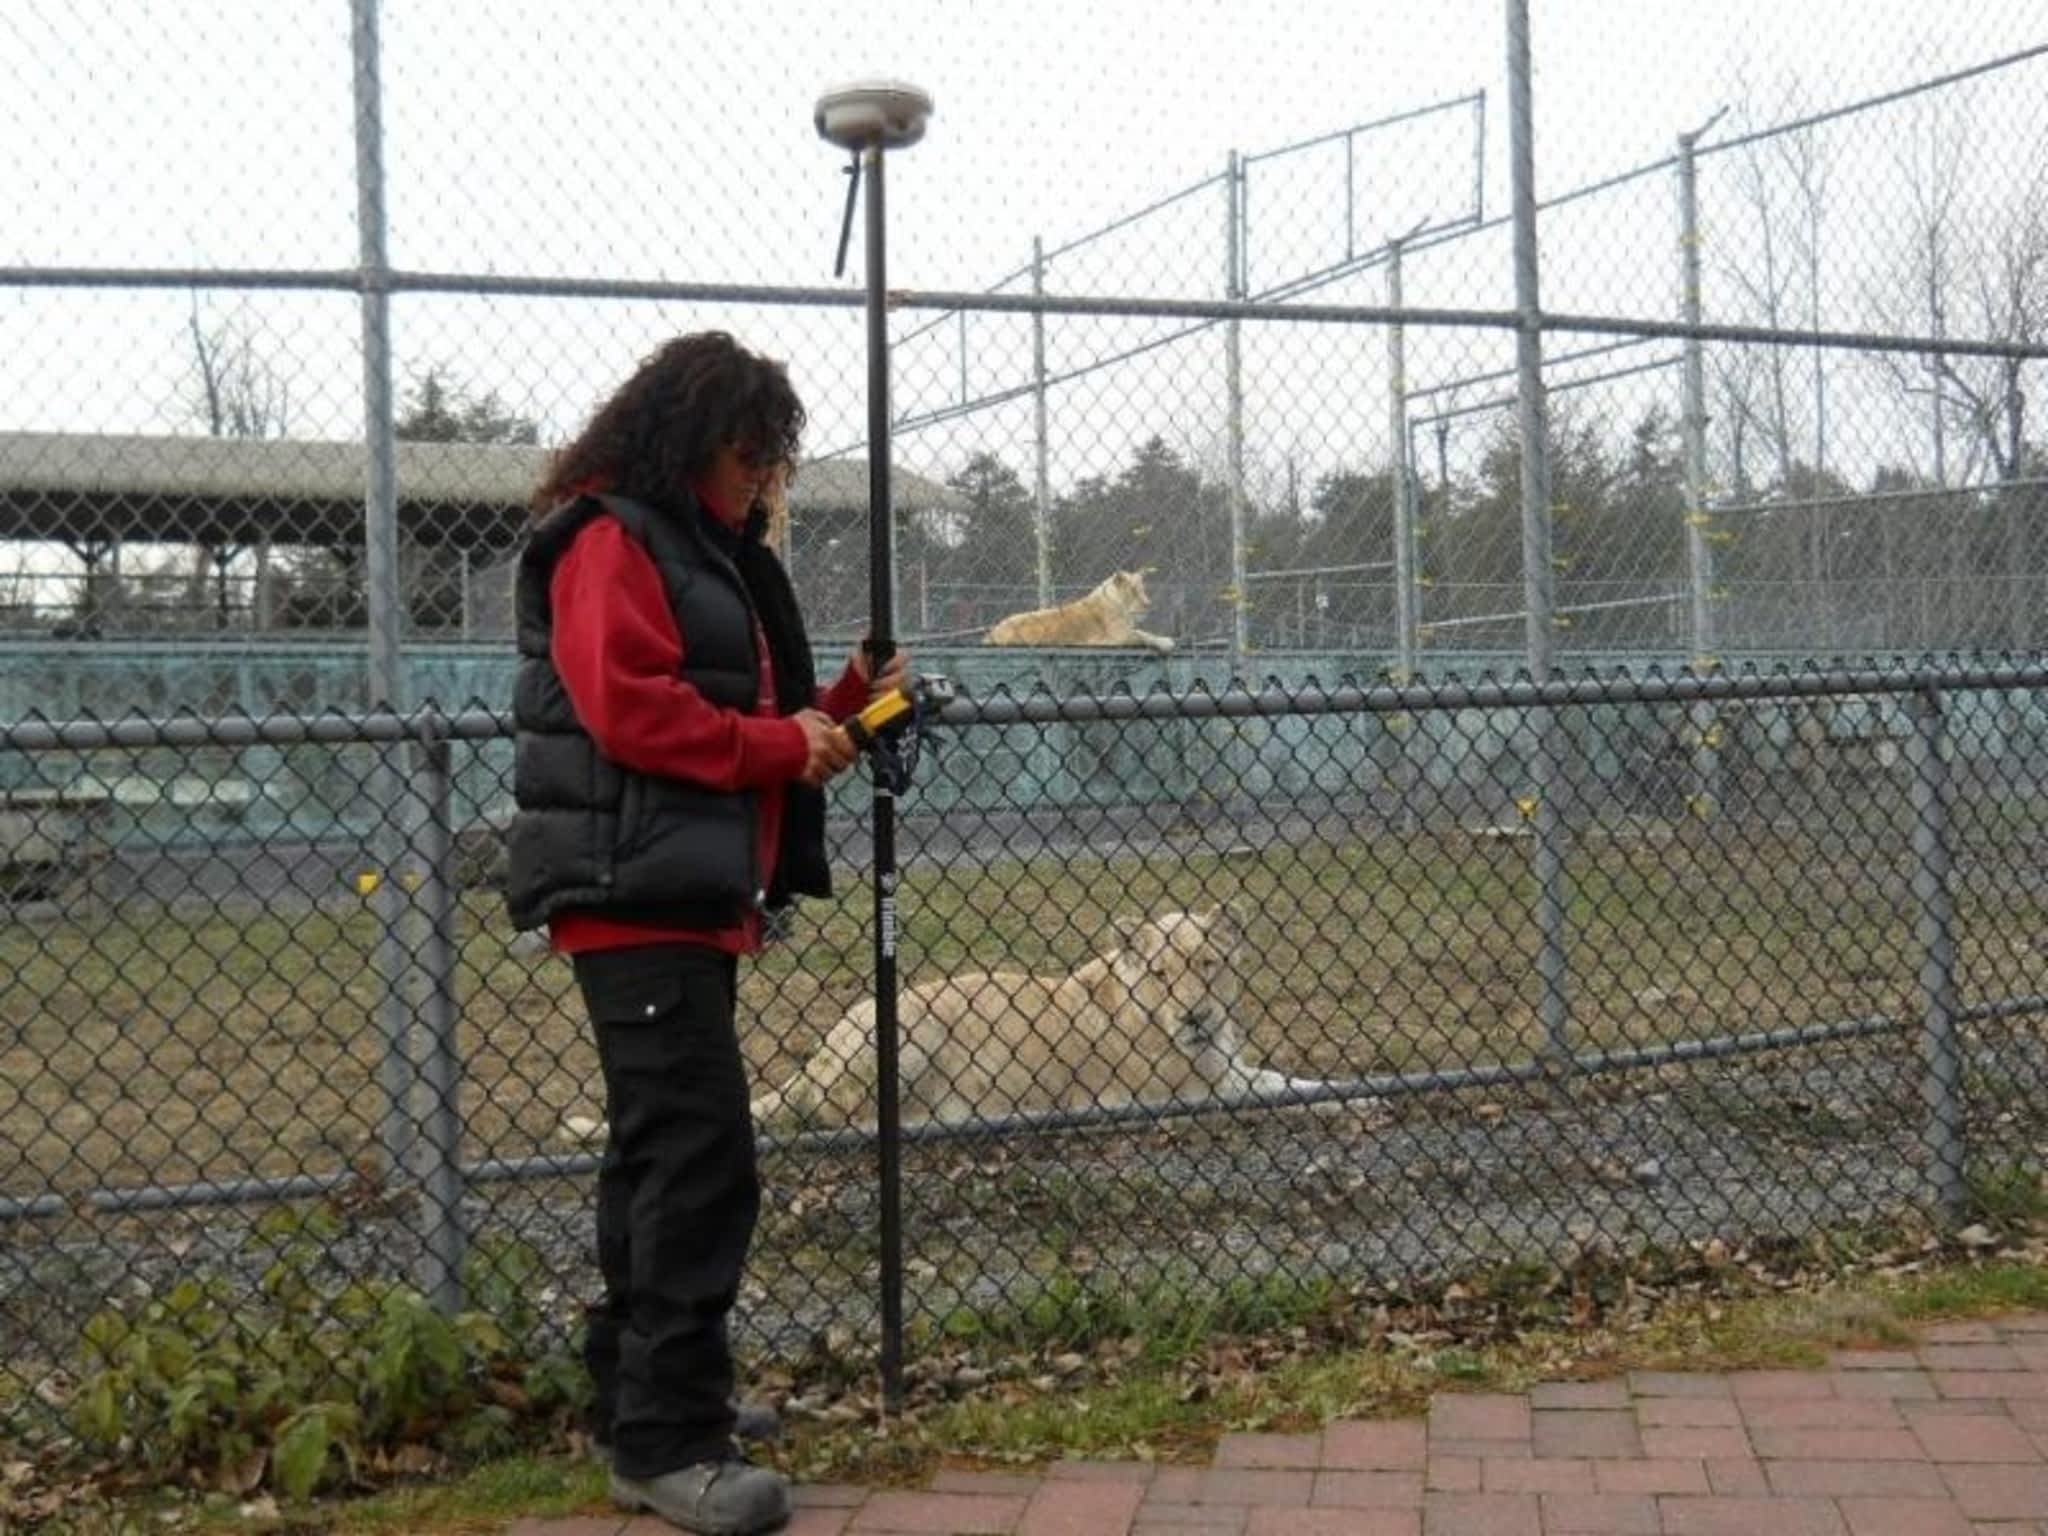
left=816, top=79, right=932, bottom=1413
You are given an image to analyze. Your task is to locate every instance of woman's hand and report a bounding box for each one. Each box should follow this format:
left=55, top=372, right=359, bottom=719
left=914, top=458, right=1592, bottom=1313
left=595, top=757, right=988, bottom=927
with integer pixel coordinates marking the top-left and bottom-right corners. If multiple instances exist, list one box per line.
left=793, top=709, right=857, bottom=787
left=852, top=641, right=910, bottom=701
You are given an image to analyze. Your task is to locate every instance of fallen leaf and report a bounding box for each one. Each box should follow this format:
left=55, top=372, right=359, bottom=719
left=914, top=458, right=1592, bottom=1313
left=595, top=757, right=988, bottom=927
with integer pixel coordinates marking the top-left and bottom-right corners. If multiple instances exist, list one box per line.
left=224, top=1447, right=266, bottom=1496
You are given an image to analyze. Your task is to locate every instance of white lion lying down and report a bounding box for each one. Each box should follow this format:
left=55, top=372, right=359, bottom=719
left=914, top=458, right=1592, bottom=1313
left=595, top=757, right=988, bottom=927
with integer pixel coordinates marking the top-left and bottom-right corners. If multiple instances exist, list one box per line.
left=984, top=569, right=1175, bottom=652
left=750, top=909, right=1331, bottom=1131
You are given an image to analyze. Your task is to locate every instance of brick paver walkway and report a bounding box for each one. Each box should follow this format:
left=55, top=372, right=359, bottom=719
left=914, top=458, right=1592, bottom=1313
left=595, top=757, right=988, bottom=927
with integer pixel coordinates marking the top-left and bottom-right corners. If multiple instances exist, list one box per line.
left=509, top=1313, right=2048, bottom=1535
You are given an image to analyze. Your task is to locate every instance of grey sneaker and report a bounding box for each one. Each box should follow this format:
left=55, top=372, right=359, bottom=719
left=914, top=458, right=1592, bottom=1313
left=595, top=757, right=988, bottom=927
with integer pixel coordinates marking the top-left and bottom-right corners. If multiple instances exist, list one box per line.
left=609, top=1456, right=792, bottom=1536
left=591, top=1402, right=782, bottom=1469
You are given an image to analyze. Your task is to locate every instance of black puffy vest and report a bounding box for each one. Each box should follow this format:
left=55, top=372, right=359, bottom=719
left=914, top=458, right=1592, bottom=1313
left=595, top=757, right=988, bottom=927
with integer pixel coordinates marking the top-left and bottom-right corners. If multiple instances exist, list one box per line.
left=503, top=492, right=797, bottom=932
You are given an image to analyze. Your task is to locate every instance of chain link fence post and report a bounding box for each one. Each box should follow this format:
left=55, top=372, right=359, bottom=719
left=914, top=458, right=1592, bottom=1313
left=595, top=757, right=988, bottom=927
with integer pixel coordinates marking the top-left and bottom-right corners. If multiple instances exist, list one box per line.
left=351, top=0, right=463, bottom=1311
left=348, top=0, right=418, bottom=1209
left=1387, top=235, right=1426, bottom=831
left=1678, top=121, right=1723, bottom=822
left=1506, top=0, right=1573, bottom=1061
left=1031, top=234, right=1054, bottom=610
left=1907, top=684, right=1968, bottom=1220
left=1389, top=237, right=1420, bottom=683
left=1224, top=150, right=1248, bottom=671
left=407, top=710, right=470, bottom=1311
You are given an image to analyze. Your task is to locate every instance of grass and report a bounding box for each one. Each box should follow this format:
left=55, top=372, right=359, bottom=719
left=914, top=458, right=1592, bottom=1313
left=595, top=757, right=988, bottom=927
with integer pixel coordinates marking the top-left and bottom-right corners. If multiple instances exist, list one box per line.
left=281, top=1459, right=596, bottom=1536
left=4, top=810, right=2048, bottom=1197
left=83, top=1245, right=2048, bottom=1536
left=802, top=1253, right=2048, bottom=1473
left=921, top=1270, right=1343, bottom=1364
left=35, top=1458, right=597, bottom=1536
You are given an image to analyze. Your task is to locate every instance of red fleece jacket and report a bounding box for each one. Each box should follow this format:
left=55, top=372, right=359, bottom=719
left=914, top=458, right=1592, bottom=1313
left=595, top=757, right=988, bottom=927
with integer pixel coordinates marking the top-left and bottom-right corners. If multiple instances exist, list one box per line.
left=544, top=510, right=866, bottom=956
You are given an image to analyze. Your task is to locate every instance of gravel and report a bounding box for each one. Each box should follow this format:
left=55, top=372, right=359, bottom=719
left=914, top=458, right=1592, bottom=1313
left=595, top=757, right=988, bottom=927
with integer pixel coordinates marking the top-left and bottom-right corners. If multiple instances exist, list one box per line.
left=6, top=1027, right=2041, bottom=1420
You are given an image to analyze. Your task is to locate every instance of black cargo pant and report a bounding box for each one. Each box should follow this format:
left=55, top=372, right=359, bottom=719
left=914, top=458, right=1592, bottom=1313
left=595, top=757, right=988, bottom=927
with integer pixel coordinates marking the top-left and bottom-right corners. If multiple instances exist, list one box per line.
left=573, top=942, right=758, bottom=1479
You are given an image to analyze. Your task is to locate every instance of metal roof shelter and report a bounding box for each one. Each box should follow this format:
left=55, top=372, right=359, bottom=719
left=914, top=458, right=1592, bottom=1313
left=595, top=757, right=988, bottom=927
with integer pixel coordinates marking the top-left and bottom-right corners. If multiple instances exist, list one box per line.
left=0, top=431, right=960, bottom=550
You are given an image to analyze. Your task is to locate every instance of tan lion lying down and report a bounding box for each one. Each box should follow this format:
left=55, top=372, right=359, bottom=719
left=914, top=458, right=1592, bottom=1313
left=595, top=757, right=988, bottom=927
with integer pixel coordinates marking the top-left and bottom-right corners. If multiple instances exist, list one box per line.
left=750, top=909, right=1329, bottom=1130
left=984, top=569, right=1175, bottom=652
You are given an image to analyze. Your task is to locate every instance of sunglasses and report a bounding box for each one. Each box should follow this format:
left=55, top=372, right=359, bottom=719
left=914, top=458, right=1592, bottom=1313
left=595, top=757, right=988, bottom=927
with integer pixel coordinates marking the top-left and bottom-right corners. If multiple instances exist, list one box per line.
left=730, top=441, right=791, bottom=472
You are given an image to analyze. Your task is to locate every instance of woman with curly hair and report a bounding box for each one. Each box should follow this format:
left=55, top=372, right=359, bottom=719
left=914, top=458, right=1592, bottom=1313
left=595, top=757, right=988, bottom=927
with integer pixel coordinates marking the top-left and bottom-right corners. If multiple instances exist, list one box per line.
left=507, top=331, right=903, bottom=1534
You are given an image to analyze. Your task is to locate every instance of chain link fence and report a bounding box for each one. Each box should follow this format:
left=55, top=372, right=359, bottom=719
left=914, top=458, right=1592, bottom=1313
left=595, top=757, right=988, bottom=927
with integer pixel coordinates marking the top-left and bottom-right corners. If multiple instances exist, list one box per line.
left=5, top=0, right=2048, bottom=1469
left=3, top=664, right=2048, bottom=1446
left=3, top=6, right=2045, bottom=669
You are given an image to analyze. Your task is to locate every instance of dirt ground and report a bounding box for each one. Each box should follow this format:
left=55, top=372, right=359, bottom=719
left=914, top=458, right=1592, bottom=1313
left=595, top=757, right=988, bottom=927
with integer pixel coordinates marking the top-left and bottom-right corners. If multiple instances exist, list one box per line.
left=4, top=808, right=2043, bottom=1202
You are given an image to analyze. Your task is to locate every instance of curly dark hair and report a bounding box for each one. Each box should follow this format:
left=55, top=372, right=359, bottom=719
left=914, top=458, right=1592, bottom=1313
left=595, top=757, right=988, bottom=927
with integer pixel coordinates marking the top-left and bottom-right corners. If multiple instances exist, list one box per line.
left=531, top=331, right=806, bottom=516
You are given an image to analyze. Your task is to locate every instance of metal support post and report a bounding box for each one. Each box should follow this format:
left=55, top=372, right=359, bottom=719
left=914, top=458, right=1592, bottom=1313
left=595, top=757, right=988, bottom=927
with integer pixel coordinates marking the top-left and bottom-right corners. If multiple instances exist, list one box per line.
left=1506, top=0, right=1572, bottom=1061
left=1907, top=687, right=1967, bottom=1218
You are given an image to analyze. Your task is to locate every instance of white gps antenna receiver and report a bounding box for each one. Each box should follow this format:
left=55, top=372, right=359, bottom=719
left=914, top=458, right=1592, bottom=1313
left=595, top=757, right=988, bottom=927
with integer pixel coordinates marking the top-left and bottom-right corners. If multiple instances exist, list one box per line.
left=818, top=81, right=934, bottom=275
left=815, top=79, right=933, bottom=151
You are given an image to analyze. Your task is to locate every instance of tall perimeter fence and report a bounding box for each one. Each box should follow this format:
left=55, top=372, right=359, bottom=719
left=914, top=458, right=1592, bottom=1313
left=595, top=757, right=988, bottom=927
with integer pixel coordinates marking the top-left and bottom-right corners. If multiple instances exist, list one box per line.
left=3, top=0, right=2048, bottom=1451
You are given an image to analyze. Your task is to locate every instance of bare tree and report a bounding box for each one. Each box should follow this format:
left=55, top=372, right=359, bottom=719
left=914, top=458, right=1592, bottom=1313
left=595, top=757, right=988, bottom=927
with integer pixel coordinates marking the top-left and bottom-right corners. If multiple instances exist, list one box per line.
left=1872, top=114, right=2048, bottom=647
left=1866, top=99, right=1997, bottom=481
left=188, top=298, right=291, bottom=442
left=1775, top=113, right=1834, bottom=631
left=1709, top=346, right=1763, bottom=504
left=1723, top=110, right=1803, bottom=492
left=1775, top=115, right=1832, bottom=476
left=183, top=296, right=294, bottom=630
left=1718, top=82, right=1848, bottom=650
left=1710, top=82, right=1837, bottom=647
left=1946, top=172, right=2048, bottom=648
left=1861, top=94, right=1973, bottom=641
left=1937, top=174, right=2048, bottom=486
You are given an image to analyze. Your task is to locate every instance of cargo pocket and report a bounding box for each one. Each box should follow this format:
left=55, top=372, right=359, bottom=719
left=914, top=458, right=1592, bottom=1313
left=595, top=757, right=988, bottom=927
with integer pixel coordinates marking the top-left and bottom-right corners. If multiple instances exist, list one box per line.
left=573, top=948, right=694, bottom=1028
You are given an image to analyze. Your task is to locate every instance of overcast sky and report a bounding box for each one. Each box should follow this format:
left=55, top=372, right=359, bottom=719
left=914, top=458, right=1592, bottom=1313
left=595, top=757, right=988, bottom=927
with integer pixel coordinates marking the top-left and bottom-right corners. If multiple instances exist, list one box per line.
left=2, top=2, right=2044, bottom=556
